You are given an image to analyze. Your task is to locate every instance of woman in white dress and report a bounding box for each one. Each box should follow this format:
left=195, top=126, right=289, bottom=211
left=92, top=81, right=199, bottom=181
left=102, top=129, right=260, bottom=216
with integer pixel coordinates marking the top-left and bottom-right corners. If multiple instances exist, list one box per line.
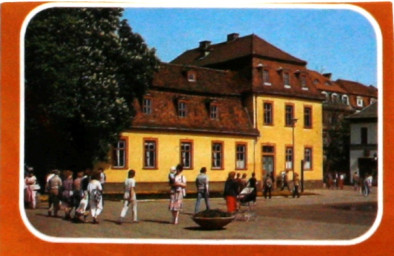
left=169, top=164, right=186, bottom=224
left=87, top=171, right=103, bottom=224
left=25, top=169, right=39, bottom=209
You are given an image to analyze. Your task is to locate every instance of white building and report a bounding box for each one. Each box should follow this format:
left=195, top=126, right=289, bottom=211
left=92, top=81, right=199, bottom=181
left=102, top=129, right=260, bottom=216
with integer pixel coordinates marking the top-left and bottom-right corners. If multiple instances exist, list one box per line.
left=347, top=102, right=378, bottom=182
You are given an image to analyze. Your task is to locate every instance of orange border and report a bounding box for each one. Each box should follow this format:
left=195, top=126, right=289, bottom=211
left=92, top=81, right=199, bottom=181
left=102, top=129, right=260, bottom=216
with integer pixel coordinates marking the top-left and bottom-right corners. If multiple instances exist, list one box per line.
left=1, top=2, right=393, bottom=256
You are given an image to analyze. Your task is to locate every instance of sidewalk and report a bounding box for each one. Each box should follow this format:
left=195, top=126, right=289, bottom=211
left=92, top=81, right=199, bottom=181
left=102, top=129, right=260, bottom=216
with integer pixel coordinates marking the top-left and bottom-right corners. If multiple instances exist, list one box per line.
left=25, top=186, right=378, bottom=241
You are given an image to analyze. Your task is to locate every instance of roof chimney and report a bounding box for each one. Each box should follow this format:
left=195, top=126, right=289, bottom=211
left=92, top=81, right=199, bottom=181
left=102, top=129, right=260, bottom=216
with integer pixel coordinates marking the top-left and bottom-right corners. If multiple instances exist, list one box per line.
left=227, top=33, right=239, bottom=42
left=199, top=40, right=211, bottom=50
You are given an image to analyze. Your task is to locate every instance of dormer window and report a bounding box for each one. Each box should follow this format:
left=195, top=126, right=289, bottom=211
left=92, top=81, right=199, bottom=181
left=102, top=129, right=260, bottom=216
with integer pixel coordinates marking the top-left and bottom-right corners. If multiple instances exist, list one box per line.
left=178, top=101, right=187, bottom=117
left=283, top=72, right=291, bottom=88
left=313, top=79, right=320, bottom=85
left=187, top=71, right=196, bottom=82
left=263, top=69, right=271, bottom=86
left=342, top=95, right=349, bottom=105
left=210, top=104, right=219, bottom=120
left=370, top=98, right=377, bottom=104
left=321, top=91, right=329, bottom=102
left=357, top=96, right=364, bottom=107
left=331, top=93, right=339, bottom=103
left=300, top=75, right=308, bottom=90
left=142, top=97, right=152, bottom=114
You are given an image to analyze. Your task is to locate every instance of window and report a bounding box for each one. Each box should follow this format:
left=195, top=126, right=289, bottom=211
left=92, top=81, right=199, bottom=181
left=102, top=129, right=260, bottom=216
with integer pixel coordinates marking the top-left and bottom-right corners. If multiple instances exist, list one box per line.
left=304, top=147, right=312, bottom=170
left=332, top=93, right=339, bottom=103
left=342, top=95, right=349, bottom=105
left=321, top=91, right=329, bottom=102
left=283, top=72, right=291, bottom=88
left=142, top=98, right=152, bottom=114
left=212, top=142, right=223, bottom=169
left=304, top=106, right=312, bottom=128
left=285, top=147, right=293, bottom=170
left=300, top=75, right=307, bottom=88
left=285, top=104, right=294, bottom=126
left=144, top=139, right=157, bottom=169
left=178, top=101, right=187, bottom=117
left=263, top=102, right=273, bottom=125
left=263, top=69, right=271, bottom=85
left=361, top=127, right=368, bottom=145
left=180, top=141, right=193, bottom=169
left=187, top=71, right=196, bottom=82
left=236, top=143, right=247, bottom=169
left=357, top=96, right=364, bottom=107
left=113, top=139, right=127, bottom=168
left=210, top=104, right=218, bottom=120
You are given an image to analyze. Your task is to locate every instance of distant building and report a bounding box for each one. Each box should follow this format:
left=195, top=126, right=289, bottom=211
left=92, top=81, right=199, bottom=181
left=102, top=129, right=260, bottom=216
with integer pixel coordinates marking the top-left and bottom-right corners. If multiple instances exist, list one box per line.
left=307, top=70, right=377, bottom=178
left=346, top=102, right=378, bottom=182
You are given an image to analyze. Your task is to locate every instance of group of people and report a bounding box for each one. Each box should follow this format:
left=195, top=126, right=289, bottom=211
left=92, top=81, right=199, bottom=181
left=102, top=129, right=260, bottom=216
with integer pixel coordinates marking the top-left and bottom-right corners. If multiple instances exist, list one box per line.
left=45, top=168, right=106, bottom=223
left=26, top=164, right=310, bottom=225
left=326, top=171, right=347, bottom=190
left=223, top=172, right=258, bottom=213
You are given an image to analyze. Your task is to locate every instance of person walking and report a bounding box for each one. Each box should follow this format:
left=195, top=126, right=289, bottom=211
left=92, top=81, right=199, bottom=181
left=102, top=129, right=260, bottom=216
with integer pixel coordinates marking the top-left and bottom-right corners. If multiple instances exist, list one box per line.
left=24, top=168, right=39, bottom=209
left=280, top=170, right=290, bottom=191
left=61, top=170, right=74, bottom=220
left=292, top=173, right=301, bottom=198
left=47, top=169, right=62, bottom=217
left=223, top=171, right=238, bottom=213
left=363, top=173, right=373, bottom=196
left=119, top=169, right=138, bottom=224
left=263, top=174, right=273, bottom=199
left=87, top=171, right=103, bottom=224
left=247, top=173, right=258, bottom=204
left=352, top=171, right=361, bottom=192
left=194, top=167, right=210, bottom=213
left=169, top=164, right=186, bottom=224
left=75, top=168, right=92, bottom=222
left=72, top=171, right=84, bottom=220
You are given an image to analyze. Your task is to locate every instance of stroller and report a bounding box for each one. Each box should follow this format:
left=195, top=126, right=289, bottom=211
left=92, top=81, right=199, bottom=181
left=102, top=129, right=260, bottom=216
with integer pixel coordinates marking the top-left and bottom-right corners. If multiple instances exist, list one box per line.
left=236, top=186, right=256, bottom=221
left=237, top=187, right=255, bottom=208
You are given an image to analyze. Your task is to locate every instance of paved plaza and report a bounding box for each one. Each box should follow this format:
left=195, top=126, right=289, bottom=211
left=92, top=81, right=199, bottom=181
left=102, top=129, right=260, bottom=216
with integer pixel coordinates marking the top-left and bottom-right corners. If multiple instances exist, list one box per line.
left=24, top=187, right=378, bottom=242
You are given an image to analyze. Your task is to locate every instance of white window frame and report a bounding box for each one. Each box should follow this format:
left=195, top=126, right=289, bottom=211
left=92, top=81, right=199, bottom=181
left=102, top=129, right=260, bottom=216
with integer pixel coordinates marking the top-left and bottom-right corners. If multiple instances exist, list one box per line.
left=357, top=96, right=364, bottom=107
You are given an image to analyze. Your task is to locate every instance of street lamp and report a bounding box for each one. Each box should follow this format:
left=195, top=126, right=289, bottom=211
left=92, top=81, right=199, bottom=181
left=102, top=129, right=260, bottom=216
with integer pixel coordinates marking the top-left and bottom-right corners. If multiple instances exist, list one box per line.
left=291, top=118, right=298, bottom=173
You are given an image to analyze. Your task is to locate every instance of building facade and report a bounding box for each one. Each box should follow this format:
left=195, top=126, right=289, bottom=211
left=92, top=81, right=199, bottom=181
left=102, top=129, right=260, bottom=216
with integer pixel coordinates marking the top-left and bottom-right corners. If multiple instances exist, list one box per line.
left=98, top=33, right=331, bottom=194
left=347, top=103, right=378, bottom=183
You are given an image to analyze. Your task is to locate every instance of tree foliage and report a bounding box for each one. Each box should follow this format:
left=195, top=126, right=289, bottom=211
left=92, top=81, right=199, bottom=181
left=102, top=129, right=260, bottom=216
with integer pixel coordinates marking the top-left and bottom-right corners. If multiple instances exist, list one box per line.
left=323, top=118, right=350, bottom=175
left=25, top=8, right=159, bottom=175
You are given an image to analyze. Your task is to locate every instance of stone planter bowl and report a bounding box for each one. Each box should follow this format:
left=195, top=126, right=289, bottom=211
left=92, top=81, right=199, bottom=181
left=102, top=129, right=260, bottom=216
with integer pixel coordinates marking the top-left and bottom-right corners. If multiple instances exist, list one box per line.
left=192, top=215, right=236, bottom=230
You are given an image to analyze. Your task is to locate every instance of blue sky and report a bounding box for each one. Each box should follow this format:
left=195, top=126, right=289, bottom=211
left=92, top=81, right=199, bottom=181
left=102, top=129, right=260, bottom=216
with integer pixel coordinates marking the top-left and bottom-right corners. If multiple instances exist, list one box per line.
left=123, top=7, right=377, bottom=87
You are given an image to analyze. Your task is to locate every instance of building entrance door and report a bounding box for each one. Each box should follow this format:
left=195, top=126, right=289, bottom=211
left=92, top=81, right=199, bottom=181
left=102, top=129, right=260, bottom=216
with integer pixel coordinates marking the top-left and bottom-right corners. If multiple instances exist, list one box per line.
left=263, top=155, right=275, bottom=187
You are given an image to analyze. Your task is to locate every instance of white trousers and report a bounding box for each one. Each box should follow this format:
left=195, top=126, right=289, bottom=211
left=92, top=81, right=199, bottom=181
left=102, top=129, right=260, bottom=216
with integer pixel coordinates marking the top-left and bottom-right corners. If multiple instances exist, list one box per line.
left=120, top=200, right=137, bottom=221
left=89, top=198, right=103, bottom=218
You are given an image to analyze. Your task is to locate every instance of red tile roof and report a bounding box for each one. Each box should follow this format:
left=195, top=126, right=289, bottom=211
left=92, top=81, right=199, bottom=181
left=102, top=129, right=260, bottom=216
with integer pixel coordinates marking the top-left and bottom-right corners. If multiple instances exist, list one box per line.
left=336, top=79, right=378, bottom=97
left=130, top=64, right=259, bottom=137
left=307, top=70, right=347, bottom=94
left=171, top=34, right=307, bottom=67
left=151, top=63, right=249, bottom=95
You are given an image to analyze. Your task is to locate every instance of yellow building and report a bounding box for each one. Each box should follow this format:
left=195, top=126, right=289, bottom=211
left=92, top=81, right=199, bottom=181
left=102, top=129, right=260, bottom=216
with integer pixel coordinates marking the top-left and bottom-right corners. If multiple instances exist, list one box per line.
left=99, top=33, right=324, bottom=194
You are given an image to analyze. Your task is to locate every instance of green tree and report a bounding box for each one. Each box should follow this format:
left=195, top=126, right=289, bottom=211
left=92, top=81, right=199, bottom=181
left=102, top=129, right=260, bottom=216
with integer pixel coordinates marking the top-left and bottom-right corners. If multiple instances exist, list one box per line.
left=25, top=8, right=159, bottom=177
left=323, top=117, right=350, bottom=178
